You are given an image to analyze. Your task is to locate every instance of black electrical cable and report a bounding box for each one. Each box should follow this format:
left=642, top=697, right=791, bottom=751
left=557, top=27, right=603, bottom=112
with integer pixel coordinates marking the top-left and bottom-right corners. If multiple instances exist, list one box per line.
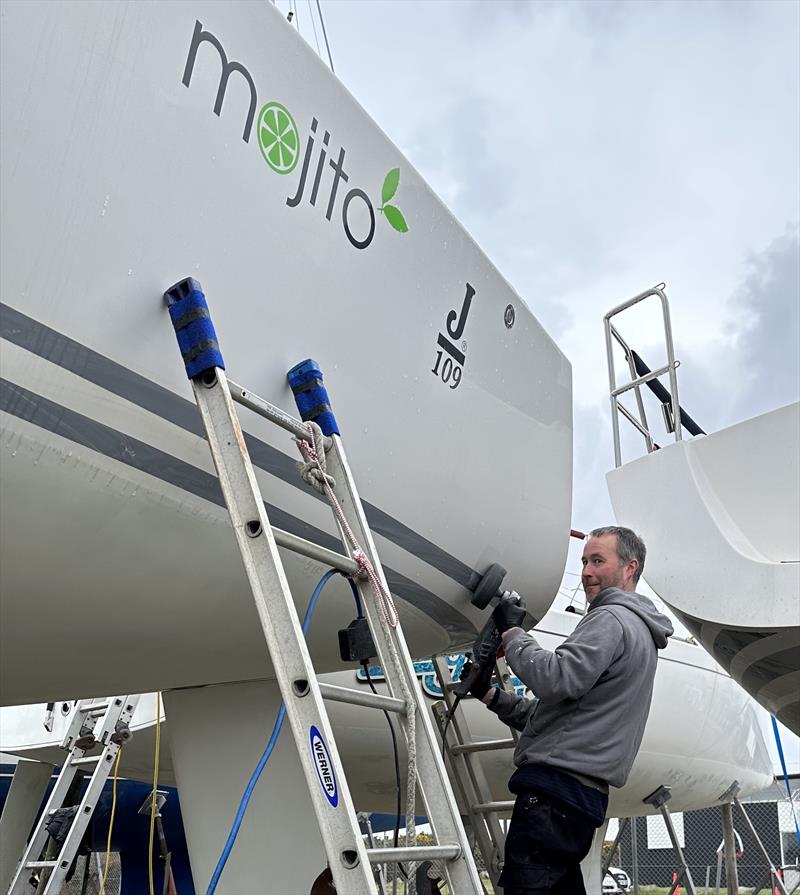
left=360, top=660, right=408, bottom=881
left=439, top=653, right=473, bottom=766
left=360, top=662, right=401, bottom=842
left=341, top=573, right=364, bottom=619
left=345, top=572, right=407, bottom=880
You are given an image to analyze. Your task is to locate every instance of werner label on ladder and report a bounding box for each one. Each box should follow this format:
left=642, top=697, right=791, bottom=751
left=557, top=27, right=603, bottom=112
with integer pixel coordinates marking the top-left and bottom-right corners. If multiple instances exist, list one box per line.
left=163, top=277, right=483, bottom=895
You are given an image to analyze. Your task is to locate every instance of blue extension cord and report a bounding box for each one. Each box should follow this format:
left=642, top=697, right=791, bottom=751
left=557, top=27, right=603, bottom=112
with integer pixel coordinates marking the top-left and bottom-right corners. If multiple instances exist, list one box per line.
left=206, top=569, right=362, bottom=895
left=771, top=715, right=800, bottom=850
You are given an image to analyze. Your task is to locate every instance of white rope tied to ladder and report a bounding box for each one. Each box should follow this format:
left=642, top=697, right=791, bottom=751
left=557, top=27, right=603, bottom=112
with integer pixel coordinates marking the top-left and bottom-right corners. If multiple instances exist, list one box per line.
left=295, top=424, right=399, bottom=628
left=295, top=420, right=335, bottom=494
left=294, top=423, right=417, bottom=892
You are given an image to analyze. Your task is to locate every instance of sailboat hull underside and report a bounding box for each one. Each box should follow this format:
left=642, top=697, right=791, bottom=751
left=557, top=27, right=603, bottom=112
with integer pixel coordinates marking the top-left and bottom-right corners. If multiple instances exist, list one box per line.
left=1, top=1, right=572, bottom=703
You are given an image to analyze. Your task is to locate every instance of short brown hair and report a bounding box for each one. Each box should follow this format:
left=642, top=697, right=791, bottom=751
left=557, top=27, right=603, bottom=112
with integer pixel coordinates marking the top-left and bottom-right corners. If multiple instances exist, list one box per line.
left=589, top=526, right=646, bottom=585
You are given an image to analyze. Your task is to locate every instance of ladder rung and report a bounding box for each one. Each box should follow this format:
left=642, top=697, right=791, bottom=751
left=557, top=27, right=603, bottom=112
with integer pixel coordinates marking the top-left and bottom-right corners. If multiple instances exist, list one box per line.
left=272, top=527, right=358, bottom=575
left=472, top=800, right=515, bottom=814
left=71, top=755, right=101, bottom=766
left=318, top=683, right=406, bottom=715
left=26, top=861, right=58, bottom=869
left=450, top=738, right=515, bottom=755
left=157, top=325, right=485, bottom=891
left=227, top=378, right=311, bottom=441
left=365, top=845, right=461, bottom=864
left=79, top=701, right=112, bottom=713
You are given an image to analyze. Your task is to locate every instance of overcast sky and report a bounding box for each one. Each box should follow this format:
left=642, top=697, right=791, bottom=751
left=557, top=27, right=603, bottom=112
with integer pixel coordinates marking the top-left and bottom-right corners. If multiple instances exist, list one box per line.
left=285, top=0, right=800, bottom=525
left=280, top=0, right=800, bottom=767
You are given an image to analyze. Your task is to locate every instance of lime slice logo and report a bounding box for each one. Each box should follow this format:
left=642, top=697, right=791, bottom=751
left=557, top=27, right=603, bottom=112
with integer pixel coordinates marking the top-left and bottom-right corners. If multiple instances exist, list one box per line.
left=257, top=102, right=300, bottom=174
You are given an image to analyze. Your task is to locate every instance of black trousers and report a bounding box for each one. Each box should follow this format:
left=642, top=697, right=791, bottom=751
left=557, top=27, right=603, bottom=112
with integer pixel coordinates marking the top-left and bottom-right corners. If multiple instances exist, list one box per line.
left=498, top=790, right=597, bottom=894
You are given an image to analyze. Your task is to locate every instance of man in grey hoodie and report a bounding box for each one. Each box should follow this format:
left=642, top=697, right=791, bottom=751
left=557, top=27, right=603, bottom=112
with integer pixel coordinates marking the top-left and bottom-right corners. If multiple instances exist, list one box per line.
left=467, top=525, right=673, bottom=894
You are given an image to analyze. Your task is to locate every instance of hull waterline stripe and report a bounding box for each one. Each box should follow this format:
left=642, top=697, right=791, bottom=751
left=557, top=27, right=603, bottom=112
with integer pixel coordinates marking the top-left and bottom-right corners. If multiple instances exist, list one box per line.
left=0, top=377, right=476, bottom=641
left=0, top=302, right=477, bottom=589
left=677, top=611, right=800, bottom=735
left=741, top=646, right=800, bottom=701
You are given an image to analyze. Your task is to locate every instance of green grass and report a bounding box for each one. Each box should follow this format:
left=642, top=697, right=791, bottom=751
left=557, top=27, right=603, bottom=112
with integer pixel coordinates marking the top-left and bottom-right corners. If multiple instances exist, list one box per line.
left=384, top=884, right=751, bottom=894
left=636, top=888, right=746, bottom=894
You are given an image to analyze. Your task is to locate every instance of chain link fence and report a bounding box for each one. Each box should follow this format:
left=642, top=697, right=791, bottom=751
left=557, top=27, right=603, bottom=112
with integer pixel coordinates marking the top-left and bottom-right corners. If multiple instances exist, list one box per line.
left=37, top=789, right=795, bottom=894
left=54, top=852, right=121, bottom=895
left=606, top=784, right=800, bottom=893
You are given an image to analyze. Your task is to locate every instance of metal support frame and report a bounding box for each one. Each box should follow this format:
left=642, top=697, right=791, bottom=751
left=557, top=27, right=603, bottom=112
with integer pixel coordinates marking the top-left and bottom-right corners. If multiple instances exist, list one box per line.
left=431, top=655, right=523, bottom=893
left=733, top=796, right=789, bottom=895
left=604, top=284, right=683, bottom=468
left=602, top=817, right=630, bottom=878
left=777, top=866, right=800, bottom=895
left=165, top=332, right=483, bottom=894
left=643, top=785, right=697, bottom=895
left=721, top=801, right=740, bottom=895
left=358, top=814, right=387, bottom=895
left=138, top=791, right=173, bottom=895
left=0, top=761, right=55, bottom=892
left=8, top=696, right=140, bottom=895
left=431, top=695, right=500, bottom=894
left=631, top=815, right=640, bottom=895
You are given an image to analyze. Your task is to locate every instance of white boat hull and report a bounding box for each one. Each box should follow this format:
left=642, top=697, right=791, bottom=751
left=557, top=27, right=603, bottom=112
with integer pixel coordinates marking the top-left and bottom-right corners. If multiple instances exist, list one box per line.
left=607, top=402, right=800, bottom=733
left=1, top=1, right=572, bottom=704
left=0, top=609, right=774, bottom=818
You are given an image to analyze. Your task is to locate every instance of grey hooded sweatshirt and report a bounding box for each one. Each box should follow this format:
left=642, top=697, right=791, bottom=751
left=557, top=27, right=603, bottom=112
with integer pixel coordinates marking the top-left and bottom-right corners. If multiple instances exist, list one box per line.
left=489, top=587, right=673, bottom=788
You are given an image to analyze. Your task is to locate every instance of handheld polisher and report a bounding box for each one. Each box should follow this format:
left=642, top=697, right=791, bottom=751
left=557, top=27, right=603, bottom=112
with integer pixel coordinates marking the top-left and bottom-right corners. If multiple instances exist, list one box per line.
left=452, top=562, right=528, bottom=699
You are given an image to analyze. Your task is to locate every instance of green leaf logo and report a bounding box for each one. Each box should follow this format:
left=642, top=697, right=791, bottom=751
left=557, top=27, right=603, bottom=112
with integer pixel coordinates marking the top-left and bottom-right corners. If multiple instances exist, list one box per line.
left=382, top=168, right=400, bottom=204
left=382, top=205, right=408, bottom=233
left=378, top=168, right=409, bottom=235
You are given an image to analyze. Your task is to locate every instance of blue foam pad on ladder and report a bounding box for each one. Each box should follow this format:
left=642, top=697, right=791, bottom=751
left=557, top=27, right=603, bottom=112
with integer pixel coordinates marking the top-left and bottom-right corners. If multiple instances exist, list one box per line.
left=164, top=278, right=225, bottom=379
left=287, top=359, right=340, bottom=437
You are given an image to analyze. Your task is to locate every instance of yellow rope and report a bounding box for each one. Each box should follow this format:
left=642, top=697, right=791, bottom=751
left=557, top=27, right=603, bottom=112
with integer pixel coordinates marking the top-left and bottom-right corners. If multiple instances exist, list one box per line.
left=99, top=747, right=122, bottom=895
left=148, top=692, right=162, bottom=895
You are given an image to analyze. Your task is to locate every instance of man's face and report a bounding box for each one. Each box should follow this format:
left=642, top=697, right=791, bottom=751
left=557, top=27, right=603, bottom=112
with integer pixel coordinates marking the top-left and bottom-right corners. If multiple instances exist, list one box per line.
left=581, top=534, right=637, bottom=601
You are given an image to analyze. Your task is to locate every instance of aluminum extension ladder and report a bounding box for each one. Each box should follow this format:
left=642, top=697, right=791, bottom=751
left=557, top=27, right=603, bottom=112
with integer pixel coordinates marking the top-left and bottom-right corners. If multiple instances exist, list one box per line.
left=163, top=277, right=483, bottom=895
left=432, top=655, right=521, bottom=892
left=8, top=695, right=140, bottom=895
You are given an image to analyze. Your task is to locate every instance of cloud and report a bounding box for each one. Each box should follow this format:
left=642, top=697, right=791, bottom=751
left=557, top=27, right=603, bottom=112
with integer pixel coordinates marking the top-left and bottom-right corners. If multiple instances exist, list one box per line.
left=725, top=226, right=800, bottom=421
left=345, top=0, right=800, bottom=420
left=640, top=227, right=800, bottom=437
left=306, top=0, right=799, bottom=493
left=302, top=3, right=800, bottom=763
left=572, top=403, right=616, bottom=530
left=564, top=225, right=798, bottom=560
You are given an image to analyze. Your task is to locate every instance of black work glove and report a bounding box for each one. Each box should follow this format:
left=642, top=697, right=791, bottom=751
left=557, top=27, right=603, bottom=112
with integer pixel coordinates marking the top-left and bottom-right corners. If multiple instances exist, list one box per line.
left=492, top=600, right=527, bottom=634
left=460, top=658, right=494, bottom=700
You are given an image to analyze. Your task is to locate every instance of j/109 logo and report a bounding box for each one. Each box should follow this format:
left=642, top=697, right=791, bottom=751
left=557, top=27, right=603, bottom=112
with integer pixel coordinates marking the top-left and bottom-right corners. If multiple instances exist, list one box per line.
left=182, top=21, right=409, bottom=251
left=432, top=283, right=475, bottom=390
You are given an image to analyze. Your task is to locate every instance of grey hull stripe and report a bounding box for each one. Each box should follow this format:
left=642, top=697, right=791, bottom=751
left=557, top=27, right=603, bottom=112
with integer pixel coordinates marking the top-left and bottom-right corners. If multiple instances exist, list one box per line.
left=676, top=609, right=800, bottom=734
left=0, top=378, right=476, bottom=641
left=0, top=302, right=476, bottom=589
